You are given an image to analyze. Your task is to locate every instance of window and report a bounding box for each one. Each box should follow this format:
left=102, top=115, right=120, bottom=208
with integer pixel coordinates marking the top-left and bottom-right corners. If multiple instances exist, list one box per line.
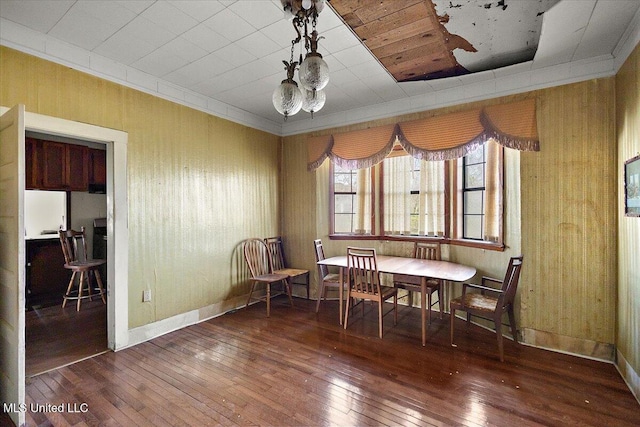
left=329, top=141, right=503, bottom=248
left=462, top=144, right=486, bottom=240
left=382, top=155, right=446, bottom=237
left=330, top=165, right=373, bottom=235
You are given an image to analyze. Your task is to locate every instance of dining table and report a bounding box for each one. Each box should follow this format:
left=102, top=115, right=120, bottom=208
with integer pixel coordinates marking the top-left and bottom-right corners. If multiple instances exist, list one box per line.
left=317, top=254, right=477, bottom=346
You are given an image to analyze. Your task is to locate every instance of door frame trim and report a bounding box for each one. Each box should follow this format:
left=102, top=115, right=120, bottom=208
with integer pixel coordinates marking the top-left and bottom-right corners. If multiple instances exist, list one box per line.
left=1, top=105, right=129, bottom=350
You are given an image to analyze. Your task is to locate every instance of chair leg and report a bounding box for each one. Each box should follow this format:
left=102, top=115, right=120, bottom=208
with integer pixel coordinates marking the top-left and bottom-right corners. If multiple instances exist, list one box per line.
left=393, top=293, right=398, bottom=325
left=77, top=271, right=85, bottom=311
left=437, top=287, right=443, bottom=319
left=266, top=282, right=271, bottom=317
left=62, top=271, right=76, bottom=308
left=408, top=290, right=413, bottom=307
left=284, top=278, right=294, bottom=307
left=246, top=281, right=257, bottom=308
left=507, top=306, right=518, bottom=344
left=427, top=290, right=432, bottom=325
left=378, top=299, right=383, bottom=339
left=495, top=315, right=504, bottom=362
left=315, top=281, right=325, bottom=313
left=305, top=272, right=310, bottom=299
left=450, top=307, right=455, bottom=346
left=343, top=290, right=351, bottom=330
left=94, top=270, right=106, bottom=304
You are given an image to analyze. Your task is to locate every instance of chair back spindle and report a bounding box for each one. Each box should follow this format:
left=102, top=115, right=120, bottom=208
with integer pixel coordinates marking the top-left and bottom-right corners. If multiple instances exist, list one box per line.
left=347, top=247, right=380, bottom=296
left=499, top=255, right=523, bottom=307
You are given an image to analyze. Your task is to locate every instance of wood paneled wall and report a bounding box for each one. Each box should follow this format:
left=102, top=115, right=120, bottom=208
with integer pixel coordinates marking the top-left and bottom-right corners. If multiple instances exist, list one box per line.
left=0, top=47, right=281, bottom=329
left=519, top=78, right=617, bottom=357
left=616, top=43, right=640, bottom=385
left=282, top=80, right=618, bottom=358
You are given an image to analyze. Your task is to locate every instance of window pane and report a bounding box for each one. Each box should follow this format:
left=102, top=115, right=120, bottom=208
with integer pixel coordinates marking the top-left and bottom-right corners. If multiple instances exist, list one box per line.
left=335, top=194, right=353, bottom=214
left=464, top=191, right=484, bottom=215
left=465, top=164, right=484, bottom=188
left=334, top=172, right=353, bottom=192
left=466, top=145, right=484, bottom=164
left=464, top=215, right=483, bottom=239
left=334, top=214, right=354, bottom=233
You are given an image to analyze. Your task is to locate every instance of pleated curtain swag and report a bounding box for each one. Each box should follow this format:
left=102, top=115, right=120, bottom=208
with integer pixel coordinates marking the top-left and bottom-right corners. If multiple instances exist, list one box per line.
left=307, top=98, right=539, bottom=171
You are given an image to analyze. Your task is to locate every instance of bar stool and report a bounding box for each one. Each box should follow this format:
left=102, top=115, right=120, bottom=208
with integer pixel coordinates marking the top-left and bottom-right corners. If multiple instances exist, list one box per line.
left=59, top=227, right=106, bottom=311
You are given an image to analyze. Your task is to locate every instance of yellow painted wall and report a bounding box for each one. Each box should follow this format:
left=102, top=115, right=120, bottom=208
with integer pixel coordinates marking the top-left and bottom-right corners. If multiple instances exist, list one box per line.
left=616, top=43, right=640, bottom=382
left=520, top=78, right=617, bottom=348
left=0, top=47, right=281, bottom=328
left=282, top=81, right=618, bottom=357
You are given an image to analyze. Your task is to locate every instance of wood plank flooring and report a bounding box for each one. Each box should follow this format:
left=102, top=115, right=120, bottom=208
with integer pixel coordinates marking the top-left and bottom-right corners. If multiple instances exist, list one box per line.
left=26, top=299, right=107, bottom=377
left=20, top=297, right=640, bottom=426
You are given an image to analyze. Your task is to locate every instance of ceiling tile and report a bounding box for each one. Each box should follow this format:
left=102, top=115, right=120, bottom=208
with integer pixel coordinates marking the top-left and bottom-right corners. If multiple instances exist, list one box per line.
left=214, top=43, right=257, bottom=67
left=93, top=31, right=157, bottom=65
left=0, top=0, right=74, bottom=32
left=260, top=19, right=298, bottom=48
left=168, top=0, right=227, bottom=22
left=49, top=7, right=121, bottom=50
left=74, top=1, right=137, bottom=29
left=141, top=1, right=199, bottom=35
left=181, top=24, right=232, bottom=53
left=203, top=9, right=255, bottom=42
left=573, top=0, right=640, bottom=61
left=131, top=51, right=190, bottom=77
left=113, top=0, right=154, bottom=15
left=320, top=25, right=361, bottom=54
left=227, top=0, right=283, bottom=30
left=235, top=31, right=281, bottom=58
left=331, top=45, right=377, bottom=68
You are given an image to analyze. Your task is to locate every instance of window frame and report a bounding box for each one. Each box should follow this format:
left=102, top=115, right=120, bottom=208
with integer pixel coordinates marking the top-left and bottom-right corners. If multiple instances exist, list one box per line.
left=461, top=143, right=486, bottom=240
left=328, top=144, right=505, bottom=251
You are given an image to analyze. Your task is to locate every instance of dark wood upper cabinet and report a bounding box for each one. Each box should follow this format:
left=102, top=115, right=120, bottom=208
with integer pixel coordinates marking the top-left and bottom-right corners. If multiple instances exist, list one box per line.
left=25, top=138, right=95, bottom=191
left=89, top=148, right=106, bottom=186
left=25, top=138, right=39, bottom=189
left=66, top=144, right=88, bottom=191
left=42, top=141, right=67, bottom=189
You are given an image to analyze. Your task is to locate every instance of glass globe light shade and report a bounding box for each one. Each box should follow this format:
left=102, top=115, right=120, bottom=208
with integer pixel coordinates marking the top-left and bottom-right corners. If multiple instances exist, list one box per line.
left=301, top=88, right=325, bottom=115
left=301, top=0, right=312, bottom=10
left=314, top=0, right=326, bottom=14
left=299, top=54, right=329, bottom=91
left=272, top=80, right=303, bottom=119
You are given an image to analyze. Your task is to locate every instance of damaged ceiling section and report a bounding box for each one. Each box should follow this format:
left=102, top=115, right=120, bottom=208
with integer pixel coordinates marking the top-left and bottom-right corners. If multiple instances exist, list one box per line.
left=330, top=0, right=560, bottom=82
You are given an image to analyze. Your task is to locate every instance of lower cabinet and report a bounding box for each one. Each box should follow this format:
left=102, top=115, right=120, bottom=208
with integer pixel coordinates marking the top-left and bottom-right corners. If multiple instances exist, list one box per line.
left=26, top=238, right=71, bottom=309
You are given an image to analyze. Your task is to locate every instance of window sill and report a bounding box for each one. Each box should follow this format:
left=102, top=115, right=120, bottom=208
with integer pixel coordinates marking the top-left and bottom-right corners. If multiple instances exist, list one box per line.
left=328, top=234, right=505, bottom=252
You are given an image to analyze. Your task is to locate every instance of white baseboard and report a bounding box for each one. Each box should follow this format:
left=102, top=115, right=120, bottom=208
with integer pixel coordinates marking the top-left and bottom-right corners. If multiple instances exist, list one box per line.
left=616, top=349, right=640, bottom=405
left=123, top=294, right=249, bottom=350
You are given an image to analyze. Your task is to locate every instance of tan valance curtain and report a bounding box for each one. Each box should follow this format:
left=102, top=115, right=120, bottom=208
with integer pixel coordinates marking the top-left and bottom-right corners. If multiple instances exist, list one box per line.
left=307, top=98, right=539, bottom=170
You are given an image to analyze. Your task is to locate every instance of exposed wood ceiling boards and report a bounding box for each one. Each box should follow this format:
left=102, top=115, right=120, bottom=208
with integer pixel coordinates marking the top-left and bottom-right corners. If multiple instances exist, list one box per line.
left=330, top=0, right=476, bottom=81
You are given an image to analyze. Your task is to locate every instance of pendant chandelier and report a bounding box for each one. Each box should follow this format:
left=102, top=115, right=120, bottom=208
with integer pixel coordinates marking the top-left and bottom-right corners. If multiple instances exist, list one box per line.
left=273, top=0, right=329, bottom=120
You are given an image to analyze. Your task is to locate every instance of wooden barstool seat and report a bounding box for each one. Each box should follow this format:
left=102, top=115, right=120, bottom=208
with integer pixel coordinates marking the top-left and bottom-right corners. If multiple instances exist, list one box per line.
left=59, top=227, right=106, bottom=311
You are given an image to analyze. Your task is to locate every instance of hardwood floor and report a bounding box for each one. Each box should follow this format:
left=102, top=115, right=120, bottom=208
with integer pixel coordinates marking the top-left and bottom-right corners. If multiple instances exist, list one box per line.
left=21, top=297, right=639, bottom=426
left=26, top=299, right=107, bottom=377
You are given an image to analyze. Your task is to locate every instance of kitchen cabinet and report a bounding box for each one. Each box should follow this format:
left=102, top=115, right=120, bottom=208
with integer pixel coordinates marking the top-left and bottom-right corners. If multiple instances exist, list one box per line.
left=26, top=138, right=91, bottom=191
left=26, top=238, right=71, bottom=309
left=89, top=148, right=106, bottom=187
left=25, top=138, right=38, bottom=189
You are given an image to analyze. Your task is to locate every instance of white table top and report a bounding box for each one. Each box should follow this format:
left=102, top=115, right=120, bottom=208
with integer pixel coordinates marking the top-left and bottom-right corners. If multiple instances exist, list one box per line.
left=318, top=254, right=476, bottom=282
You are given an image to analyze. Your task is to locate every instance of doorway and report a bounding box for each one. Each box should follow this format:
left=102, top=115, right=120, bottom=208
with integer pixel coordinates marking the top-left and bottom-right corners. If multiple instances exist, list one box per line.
left=0, top=105, right=129, bottom=427
left=24, top=132, right=109, bottom=376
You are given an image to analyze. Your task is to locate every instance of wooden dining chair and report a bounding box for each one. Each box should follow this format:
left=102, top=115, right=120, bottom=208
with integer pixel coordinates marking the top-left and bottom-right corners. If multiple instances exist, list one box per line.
left=393, top=241, right=443, bottom=324
left=450, top=255, right=524, bottom=361
left=244, top=238, right=293, bottom=317
left=265, top=236, right=310, bottom=299
left=344, top=247, right=398, bottom=338
left=59, top=227, right=106, bottom=311
left=313, top=239, right=341, bottom=313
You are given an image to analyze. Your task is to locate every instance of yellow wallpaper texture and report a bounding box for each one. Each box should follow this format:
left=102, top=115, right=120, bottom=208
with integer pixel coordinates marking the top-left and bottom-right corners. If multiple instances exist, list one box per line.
left=282, top=80, right=618, bottom=353
left=617, top=43, right=640, bottom=375
left=0, top=47, right=281, bottom=328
